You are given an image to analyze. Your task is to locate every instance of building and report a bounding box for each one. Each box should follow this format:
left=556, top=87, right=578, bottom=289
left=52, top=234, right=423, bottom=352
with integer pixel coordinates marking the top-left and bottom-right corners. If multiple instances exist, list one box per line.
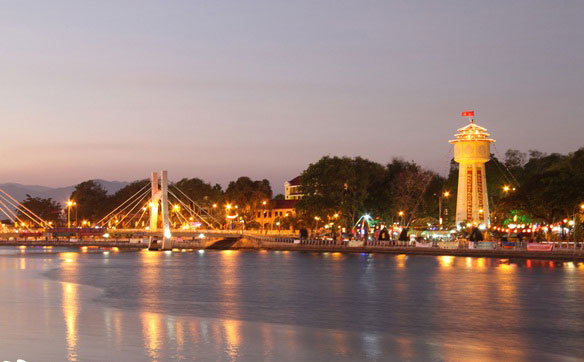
left=449, top=114, right=495, bottom=228
left=284, top=176, right=304, bottom=200
left=256, top=199, right=298, bottom=230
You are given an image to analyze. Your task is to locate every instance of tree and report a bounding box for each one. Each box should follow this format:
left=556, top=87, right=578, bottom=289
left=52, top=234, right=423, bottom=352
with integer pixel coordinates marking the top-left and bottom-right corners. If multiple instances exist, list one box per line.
left=297, top=156, right=386, bottom=229
left=500, top=148, right=584, bottom=225
left=387, top=159, right=436, bottom=226
left=173, top=178, right=223, bottom=207
left=69, top=180, right=109, bottom=223
left=17, top=194, right=62, bottom=225
left=225, top=177, right=272, bottom=224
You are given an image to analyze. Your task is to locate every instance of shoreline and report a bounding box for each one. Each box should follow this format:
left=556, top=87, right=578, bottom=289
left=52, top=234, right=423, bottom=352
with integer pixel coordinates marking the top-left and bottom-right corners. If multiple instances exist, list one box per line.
left=2, top=239, right=584, bottom=261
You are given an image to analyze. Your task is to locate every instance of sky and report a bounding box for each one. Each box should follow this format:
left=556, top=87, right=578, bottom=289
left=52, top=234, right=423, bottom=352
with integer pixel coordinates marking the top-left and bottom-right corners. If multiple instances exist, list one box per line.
left=1, top=1, right=583, bottom=193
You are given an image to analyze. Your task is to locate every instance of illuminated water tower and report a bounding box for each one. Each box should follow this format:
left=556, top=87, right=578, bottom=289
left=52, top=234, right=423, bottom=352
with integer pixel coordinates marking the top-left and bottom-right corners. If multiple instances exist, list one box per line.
left=449, top=111, right=495, bottom=228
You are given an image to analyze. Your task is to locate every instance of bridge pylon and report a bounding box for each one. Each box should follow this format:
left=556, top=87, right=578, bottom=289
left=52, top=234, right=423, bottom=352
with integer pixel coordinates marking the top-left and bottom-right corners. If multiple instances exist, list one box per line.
left=148, top=170, right=172, bottom=250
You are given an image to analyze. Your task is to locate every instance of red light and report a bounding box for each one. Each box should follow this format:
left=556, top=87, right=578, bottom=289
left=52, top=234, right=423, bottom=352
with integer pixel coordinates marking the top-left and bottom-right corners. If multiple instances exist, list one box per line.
left=461, top=110, right=475, bottom=117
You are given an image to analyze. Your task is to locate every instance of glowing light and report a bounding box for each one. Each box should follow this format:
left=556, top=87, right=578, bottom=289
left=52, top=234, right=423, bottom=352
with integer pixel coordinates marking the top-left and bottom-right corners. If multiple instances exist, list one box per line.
left=398, top=211, right=404, bottom=216
left=198, top=249, right=205, bottom=254
left=443, top=191, right=450, bottom=197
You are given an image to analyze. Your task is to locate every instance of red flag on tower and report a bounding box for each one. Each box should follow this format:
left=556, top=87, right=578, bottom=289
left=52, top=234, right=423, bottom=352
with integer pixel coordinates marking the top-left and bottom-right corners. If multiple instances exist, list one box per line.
left=461, top=110, right=475, bottom=117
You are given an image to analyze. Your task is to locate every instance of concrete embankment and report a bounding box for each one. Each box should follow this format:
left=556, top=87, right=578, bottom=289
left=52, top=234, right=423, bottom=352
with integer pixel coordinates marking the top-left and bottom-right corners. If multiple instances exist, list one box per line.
left=242, top=238, right=584, bottom=261
left=0, top=237, right=259, bottom=251
left=3, top=238, right=583, bottom=261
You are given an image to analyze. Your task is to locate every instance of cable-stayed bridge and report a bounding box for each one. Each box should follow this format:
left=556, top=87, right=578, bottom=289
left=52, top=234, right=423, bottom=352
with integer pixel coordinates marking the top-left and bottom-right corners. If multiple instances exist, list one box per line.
left=0, top=170, right=242, bottom=250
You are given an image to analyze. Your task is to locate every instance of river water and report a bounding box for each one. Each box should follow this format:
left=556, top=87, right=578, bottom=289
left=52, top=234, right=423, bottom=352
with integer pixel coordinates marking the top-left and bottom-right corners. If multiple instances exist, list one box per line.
left=0, top=247, right=583, bottom=361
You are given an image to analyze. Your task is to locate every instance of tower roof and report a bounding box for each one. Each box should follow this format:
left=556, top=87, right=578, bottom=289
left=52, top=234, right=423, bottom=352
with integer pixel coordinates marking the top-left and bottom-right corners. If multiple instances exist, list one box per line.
left=449, top=119, right=495, bottom=144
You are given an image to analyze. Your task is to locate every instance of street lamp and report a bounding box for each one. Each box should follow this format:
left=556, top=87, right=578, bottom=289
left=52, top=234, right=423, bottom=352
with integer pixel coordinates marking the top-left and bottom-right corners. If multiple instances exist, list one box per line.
left=261, top=200, right=267, bottom=232
left=398, top=211, right=404, bottom=227
left=438, top=191, right=450, bottom=228
left=66, top=200, right=76, bottom=228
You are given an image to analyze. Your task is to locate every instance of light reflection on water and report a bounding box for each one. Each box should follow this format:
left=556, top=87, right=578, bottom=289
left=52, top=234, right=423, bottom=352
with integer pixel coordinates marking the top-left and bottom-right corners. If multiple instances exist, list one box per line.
left=0, top=247, right=583, bottom=361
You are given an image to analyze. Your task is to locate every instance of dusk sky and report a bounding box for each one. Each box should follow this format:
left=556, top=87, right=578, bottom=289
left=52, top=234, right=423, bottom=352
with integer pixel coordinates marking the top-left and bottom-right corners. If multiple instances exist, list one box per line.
left=1, top=1, right=583, bottom=193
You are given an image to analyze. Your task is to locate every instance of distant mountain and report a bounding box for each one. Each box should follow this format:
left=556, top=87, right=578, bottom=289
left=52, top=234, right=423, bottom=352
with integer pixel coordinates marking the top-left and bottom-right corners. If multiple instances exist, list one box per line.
left=0, top=180, right=130, bottom=204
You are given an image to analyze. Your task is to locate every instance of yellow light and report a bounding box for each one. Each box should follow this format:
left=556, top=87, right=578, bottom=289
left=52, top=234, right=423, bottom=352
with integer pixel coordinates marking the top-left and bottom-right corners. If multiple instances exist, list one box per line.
left=172, top=204, right=181, bottom=212
left=398, top=211, right=404, bottom=216
left=262, top=201, right=267, bottom=205
left=314, top=216, right=320, bottom=221
left=333, top=213, right=339, bottom=218
left=503, top=185, right=510, bottom=192
left=212, top=204, right=217, bottom=208
left=443, top=191, right=450, bottom=197
left=149, top=202, right=154, bottom=208
left=479, top=209, right=484, bottom=214
left=67, top=200, right=74, bottom=207
left=226, top=204, right=232, bottom=210
left=580, top=203, right=584, bottom=210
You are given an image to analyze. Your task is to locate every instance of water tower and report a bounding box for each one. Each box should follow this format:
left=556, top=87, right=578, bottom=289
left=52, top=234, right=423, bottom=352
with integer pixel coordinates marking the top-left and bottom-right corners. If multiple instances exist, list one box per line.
left=449, top=111, right=495, bottom=228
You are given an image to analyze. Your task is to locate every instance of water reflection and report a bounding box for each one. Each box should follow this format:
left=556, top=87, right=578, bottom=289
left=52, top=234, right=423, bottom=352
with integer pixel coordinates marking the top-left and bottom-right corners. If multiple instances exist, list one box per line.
left=2, top=247, right=584, bottom=361
left=60, top=252, right=80, bottom=362
left=223, top=319, right=241, bottom=361
left=141, top=311, right=164, bottom=361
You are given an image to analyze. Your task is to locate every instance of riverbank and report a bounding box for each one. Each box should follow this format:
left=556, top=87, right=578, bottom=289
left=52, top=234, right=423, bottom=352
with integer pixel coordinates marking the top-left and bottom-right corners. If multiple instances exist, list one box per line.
left=3, top=239, right=584, bottom=261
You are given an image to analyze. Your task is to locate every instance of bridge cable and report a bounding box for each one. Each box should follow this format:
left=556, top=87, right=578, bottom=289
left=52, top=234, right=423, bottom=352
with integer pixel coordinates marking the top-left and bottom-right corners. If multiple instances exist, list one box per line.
left=0, top=192, right=45, bottom=228
left=169, top=185, right=222, bottom=227
left=167, top=190, right=217, bottom=229
left=95, top=183, right=150, bottom=226
left=0, top=198, right=31, bottom=230
left=0, top=189, right=50, bottom=228
left=105, top=189, right=151, bottom=228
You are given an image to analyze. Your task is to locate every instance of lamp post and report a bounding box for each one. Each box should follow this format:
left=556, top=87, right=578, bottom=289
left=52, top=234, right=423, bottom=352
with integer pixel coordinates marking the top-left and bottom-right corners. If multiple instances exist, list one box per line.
left=438, top=191, right=450, bottom=229
left=398, top=211, right=404, bottom=227
left=66, top=200, right=76, bottom=228
left=261, top=200, right=267, bottom=233
left=225, top=204, right=232, bottom=230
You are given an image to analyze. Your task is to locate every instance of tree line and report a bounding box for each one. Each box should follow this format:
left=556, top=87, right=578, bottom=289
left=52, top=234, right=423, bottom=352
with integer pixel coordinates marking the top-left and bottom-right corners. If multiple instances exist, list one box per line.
left=11, top=146, right=584, bottom=231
